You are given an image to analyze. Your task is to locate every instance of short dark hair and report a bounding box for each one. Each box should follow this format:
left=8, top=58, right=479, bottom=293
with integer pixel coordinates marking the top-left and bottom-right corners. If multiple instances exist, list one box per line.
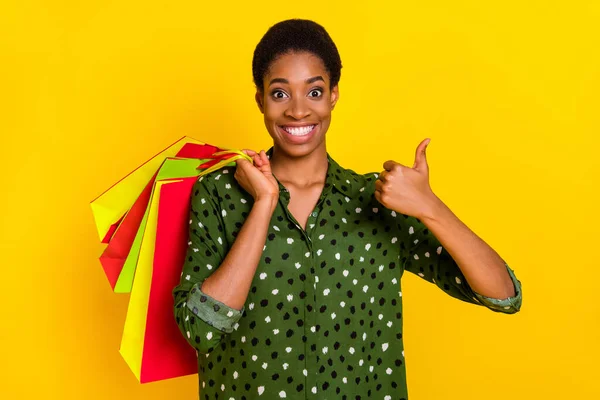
left=252, top=19, right=342, bottom=91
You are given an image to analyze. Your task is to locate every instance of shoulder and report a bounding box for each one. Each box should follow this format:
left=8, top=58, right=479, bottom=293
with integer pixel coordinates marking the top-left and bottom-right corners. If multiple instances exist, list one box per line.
left=335, top=162, right=379, bottom=198
left=196, top=166, right=237, bottom=191
left=196, top=166, right=253, bottom=213
left=192, top=166, right=242, bottom=203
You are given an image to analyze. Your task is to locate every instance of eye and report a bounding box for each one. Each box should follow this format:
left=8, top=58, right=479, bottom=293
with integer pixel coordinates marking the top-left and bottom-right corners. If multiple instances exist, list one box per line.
left=309, top=88, right=323, bottom=97
left=272, top=90, right=288, bottom=99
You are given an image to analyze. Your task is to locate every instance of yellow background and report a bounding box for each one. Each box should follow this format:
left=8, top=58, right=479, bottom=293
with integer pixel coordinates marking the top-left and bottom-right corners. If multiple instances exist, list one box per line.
left=1, top=0, right=599, bottom=399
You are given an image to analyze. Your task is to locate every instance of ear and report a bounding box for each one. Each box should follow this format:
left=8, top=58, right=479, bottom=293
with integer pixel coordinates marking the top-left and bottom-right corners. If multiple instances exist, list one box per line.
left=255, top=90, right=264, bottom=114
left=330, top=84, right=339, bottom=110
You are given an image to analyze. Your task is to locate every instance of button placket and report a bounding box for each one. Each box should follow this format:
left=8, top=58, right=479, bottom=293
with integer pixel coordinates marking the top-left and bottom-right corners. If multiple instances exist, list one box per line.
left=306, top=193, right=330, bottom=399
left=304, top=231, right=319, bottom=399
left=274, top=184, right=317, bottom=399
left=306, top=190, right=333, bottom=398
left=275, top=176, right=333, bottom=399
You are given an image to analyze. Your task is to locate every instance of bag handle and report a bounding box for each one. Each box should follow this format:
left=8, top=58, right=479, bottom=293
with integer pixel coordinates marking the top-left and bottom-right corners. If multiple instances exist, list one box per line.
left=198, top=149, right=253, bottom=177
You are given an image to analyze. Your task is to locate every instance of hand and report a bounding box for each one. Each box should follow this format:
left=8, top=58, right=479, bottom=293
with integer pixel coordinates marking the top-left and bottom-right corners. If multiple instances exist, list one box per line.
left=374, top=138, right=441, bottom=219
left=234, top=149, right=279, bottom=202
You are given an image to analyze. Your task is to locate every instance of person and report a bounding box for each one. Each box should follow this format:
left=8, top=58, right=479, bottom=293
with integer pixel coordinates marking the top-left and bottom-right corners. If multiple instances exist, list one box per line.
left=172, top=18, right=522, bottom=400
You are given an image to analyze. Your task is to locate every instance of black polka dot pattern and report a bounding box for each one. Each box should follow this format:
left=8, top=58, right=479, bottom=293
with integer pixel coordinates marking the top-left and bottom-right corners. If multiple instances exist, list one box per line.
left=173, top=147, right=522, bottom=399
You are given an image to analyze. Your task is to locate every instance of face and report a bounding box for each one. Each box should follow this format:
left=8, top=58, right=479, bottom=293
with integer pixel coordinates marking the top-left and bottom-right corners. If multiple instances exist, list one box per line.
left=255, top=51, right=339, bottom=158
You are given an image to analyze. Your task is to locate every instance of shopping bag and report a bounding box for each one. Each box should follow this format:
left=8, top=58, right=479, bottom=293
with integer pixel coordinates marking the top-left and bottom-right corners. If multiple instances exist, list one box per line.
left=93, top=138, right=251, bottom=382
left=90, top=136, right=203, bottom=243
left=142, top=177, right=198, bottom=382
left=119, top=179, right=167, bottom=381
left=94, top=141, right=250, bottom=292
left=99, top=175, right=155, bottom=290
left=113, top=158, right=203, bottom=293
left=119, top=174, right=230, bottom=382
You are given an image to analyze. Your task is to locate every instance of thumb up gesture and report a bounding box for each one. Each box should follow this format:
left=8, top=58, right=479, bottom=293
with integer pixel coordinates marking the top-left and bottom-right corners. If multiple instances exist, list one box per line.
left=374, top=138, right=441, bottom=220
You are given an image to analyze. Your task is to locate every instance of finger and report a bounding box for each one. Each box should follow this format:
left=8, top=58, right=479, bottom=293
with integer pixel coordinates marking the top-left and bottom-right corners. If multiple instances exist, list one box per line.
left=242, top=149, right=259, bottom=166
left=260, top=150, right=272, bottom=172
left=235, top=157, right=251, bottom=168
left=382, top=160, right=396, bottom=172
left=413, top=138, right=430, bottom=171
left=253, top=153, right=263, bottom=167
left=383, top=160, right=408, bottom=172
left=378, top=170, right=389, bottom=182
left=374, top=179, right=383, bottom=192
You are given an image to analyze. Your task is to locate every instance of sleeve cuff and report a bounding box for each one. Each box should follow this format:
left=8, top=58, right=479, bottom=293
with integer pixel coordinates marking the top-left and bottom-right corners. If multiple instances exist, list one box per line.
left=186, top=283, right=245, bottom=333
left=473, top=263, right=522, bottom=314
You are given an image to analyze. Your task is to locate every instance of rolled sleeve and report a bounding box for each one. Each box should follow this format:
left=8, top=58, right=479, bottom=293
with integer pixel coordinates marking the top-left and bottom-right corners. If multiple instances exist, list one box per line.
left=402, top=216, right=482, bottom=305
left=473, top=263, right=522, bottom=314
left=400, top=215, right=523, bottom=315
left=187, top=283, right=245, bottom=333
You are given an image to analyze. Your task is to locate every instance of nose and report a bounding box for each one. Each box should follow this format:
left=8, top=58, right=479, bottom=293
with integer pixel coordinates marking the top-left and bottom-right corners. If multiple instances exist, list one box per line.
left=284, top=96, right=311, bottom=120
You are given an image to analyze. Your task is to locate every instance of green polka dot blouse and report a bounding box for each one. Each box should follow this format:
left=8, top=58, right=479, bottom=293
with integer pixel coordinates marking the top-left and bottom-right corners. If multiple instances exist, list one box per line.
left=173, top=146, right=522, bottom=400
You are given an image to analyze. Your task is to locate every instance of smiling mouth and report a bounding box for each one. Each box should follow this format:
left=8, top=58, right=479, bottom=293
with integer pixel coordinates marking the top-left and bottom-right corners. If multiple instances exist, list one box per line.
left=280, top=124, right=316, bottom=136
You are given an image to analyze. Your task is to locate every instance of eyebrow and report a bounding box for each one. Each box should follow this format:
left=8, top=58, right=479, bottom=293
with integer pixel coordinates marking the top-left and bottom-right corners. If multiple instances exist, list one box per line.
left=268, top=75, right=325, bottom=87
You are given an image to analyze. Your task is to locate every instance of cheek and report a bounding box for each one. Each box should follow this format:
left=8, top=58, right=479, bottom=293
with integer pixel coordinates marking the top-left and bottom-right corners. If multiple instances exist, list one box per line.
left=263, top=102, right=283, bottom=122
left=316, top=104, right=333, bottom=121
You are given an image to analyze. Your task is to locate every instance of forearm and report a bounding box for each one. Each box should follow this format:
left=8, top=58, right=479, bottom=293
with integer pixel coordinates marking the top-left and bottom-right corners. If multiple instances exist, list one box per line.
left=200, top=197, right=277, bottom=310
left=420, top=195, right=516, bottom=299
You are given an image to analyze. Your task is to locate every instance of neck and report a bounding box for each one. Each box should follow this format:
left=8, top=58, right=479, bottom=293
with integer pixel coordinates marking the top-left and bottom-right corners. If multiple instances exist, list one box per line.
left=270, top=144, right=329, bottom=188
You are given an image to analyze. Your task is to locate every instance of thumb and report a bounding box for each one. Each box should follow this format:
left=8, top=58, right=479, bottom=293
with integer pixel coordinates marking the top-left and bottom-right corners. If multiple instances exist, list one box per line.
left=412, top=138, right=430, bottom=170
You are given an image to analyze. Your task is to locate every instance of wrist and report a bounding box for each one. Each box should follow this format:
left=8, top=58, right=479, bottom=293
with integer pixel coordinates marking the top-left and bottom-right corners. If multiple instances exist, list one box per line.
left=419, top=193, right=447, bottom=224
left=254, top=195, right=278, bottom=213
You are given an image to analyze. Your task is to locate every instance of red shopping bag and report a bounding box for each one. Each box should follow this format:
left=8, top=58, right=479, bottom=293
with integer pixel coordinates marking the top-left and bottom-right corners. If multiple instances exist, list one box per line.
left=140, top=176, right=198, bottom=382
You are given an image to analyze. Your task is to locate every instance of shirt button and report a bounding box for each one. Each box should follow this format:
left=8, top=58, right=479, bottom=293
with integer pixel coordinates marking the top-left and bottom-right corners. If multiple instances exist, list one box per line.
left=311, top=212, right=318, bottom=217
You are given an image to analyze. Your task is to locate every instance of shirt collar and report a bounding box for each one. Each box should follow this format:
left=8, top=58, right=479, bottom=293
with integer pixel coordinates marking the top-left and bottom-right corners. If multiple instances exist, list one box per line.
left=265, top=146, right=363, bottom=199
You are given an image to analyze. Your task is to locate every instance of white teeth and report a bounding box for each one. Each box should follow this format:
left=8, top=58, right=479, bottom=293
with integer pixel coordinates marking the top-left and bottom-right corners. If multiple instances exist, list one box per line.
left=283, top=125, right=315, bottom=136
